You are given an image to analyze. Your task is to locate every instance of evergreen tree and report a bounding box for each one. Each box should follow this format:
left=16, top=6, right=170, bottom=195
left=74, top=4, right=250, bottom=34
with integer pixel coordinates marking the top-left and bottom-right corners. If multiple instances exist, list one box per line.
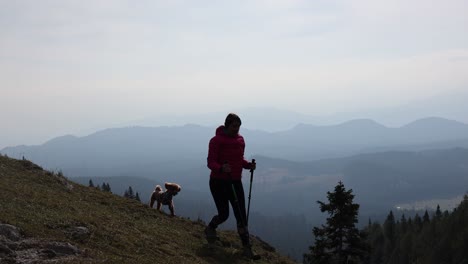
left=383, top=211, right=395, bottom=242
left=304, top=181, right=367, bottom=264
left=123, top=186, right=135, bottom=199
left=135, top=192, right=141, bottom=202
left=434, top=205, right=442, bottom=220
left=100, top=182, right=111, bottom=193
left=383, top=211, right=396, bottom=262
left=423, top=210, right=430, bottom=224
left=128, top=186, right=134, bottom=199
left=89, top=179, right=94, bottom=187
left=366, top=222, right=384, bottom=264
left=398, top=232, right=413, bottom=264
left=443, top=210, right=449, bottom=218
left=413, top=214, right=422, bottom=233
left=400, top=214, right=408, bottom=234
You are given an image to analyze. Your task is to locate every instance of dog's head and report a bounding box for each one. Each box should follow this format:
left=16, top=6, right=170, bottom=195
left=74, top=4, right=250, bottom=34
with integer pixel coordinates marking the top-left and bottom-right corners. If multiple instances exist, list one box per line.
left=154, top=185, right=163, bottom=193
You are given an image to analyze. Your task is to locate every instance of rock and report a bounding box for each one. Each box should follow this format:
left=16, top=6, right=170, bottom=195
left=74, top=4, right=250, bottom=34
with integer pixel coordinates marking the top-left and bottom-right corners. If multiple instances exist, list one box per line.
left=0, top=235, right=18, bottom=251
left=0, top=223, right=82, bottom=263
left=45, top=242, right=80, bottom=256
left=67, top=226, right=90, bottom=241
left=0, top=242, right=15, bottom=257
left=0, top=224, right=21, bottom=241
left=40, top=248, right=57, bottom=258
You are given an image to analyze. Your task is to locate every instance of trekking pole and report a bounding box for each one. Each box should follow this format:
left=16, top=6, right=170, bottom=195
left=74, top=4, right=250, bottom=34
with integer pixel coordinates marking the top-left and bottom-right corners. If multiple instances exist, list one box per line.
left=246, top=159, right=255, bottom=225
left=225, top=161, right=246, bottom=228
left=226, top=161, right=261, bottom=260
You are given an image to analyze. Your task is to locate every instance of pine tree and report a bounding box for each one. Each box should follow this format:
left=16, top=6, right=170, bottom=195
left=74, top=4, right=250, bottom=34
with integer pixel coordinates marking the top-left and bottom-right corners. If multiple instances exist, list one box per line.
left=89, top=179, right=94, bottom=187
left=128, top=186, right=134, bottom=199
left=135, top=192, right=141, bottom=202
left=383, top=211, right=395, bottom=240
left=304, top=181, right=367, bottom=264
left=413, top=214, right=422, bottom=233
left=366, top=222, right=385, bottom=264
left=383, top=211, right=396, bottom=262
left=435, top=205, right=442, bottom=220
left=100, top=182, right=111, bottom=193
left=423, top=210, right=430, bottom=224
left=123, top=186, right=135, bottom=199
left=400, top=214, right=408, bottom=234
left=443, top=210, right=449, bottom=218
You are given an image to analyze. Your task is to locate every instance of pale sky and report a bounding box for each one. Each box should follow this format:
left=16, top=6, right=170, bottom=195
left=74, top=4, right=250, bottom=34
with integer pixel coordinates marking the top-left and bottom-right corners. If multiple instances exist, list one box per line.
left=1, top=0, right=468, bottom=148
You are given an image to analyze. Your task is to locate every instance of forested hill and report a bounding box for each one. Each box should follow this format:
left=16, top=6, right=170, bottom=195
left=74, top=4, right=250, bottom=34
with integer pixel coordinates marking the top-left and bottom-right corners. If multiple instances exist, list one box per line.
left=364, top=197, right=468, bottom=263
left=0, top=155, right=295, bottom=264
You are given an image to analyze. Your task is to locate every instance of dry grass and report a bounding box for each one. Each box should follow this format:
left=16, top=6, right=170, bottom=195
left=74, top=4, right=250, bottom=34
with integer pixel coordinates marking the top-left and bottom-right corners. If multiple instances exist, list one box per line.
left=0, top=155, right=296, bottom=264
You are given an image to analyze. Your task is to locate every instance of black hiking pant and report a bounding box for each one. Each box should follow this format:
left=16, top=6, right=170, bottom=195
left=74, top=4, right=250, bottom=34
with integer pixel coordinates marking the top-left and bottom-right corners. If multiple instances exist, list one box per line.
left=208, top=178, right=250, bottom=246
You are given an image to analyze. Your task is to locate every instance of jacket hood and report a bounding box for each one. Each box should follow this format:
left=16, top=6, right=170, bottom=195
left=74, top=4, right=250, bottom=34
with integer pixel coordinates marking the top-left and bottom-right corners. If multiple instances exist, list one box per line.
left=215, top=125, right=240, bottom=137
left=215, top=125, right=225, bottom=136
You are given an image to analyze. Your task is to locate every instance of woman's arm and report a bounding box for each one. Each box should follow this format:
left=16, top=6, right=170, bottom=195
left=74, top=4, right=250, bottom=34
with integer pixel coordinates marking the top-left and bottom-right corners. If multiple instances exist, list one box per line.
left=207, top=137, right=222, bottom=172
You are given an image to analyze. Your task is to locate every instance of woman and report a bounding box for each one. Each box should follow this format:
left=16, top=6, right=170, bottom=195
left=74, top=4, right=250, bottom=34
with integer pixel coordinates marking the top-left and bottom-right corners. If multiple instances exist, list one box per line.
left=205, top=113, right=259, bottom=259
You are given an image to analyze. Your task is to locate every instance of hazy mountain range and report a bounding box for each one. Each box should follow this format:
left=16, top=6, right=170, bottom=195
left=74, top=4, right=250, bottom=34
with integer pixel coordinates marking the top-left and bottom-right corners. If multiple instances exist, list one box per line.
left=2, top=89, right=467, bottom=150
left=3, top=116, right=468, bottom=260
left=116, top=90, right=468, bottom=130
left=3, top=117, right=468, bottom=166
left=2, top=116, right=468, bottom=214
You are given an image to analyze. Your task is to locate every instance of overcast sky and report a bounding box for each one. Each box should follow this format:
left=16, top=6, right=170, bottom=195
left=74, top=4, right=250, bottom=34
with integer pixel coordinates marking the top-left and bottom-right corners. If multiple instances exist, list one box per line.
left=1, top=0, right=468, bottom=148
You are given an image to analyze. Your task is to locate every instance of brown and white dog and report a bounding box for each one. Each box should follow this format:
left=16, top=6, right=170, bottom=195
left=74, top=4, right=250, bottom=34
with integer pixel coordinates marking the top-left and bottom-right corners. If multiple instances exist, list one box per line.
left=149, top=182, right=181, bottom=216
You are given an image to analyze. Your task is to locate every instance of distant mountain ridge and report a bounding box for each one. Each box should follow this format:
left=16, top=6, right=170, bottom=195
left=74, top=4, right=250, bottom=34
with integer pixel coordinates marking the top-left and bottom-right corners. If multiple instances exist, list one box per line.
left=249, top=147, right=468, bottom=218
left=3, top=118, right=467, bottom=261
left=2, top=117, right=468, bottom=171
left=2, top=89, right=467, bottom=150
left=249, top=117, right=468, bottom=160
left=119, top=90, right=468, bottom=129
left=3, top=117, right=467, bottom=214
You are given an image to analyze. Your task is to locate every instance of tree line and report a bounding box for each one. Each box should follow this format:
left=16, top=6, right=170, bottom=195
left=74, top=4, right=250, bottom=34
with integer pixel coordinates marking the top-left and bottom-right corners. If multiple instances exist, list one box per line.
left=304, top=181, right=468, bottom=264
left=88, top=179, right=141, bottom=202
left=364, top=199, right=468, bottom=263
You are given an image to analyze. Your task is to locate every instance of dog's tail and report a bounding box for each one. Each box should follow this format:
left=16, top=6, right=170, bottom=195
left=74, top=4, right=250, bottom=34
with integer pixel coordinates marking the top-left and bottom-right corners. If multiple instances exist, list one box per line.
left=165, top=182, right=181, bottom=192
left=155, top=185, right=162, bottom=192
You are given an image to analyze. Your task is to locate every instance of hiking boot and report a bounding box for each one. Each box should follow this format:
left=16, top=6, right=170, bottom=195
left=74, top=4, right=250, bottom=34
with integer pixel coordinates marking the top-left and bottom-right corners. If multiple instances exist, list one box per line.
left=243, top=245, right=261, bottom=260
left=204, top=226, right=218, bottom=242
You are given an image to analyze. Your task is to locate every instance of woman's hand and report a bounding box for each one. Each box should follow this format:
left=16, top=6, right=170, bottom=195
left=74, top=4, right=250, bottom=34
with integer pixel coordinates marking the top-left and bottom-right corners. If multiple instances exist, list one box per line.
left=249, top=162, right=256, bottom=171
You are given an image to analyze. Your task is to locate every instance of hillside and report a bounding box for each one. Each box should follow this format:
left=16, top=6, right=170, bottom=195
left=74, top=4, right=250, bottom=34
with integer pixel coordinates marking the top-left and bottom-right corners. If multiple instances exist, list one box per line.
left=0, top=155, right=296, bottom=264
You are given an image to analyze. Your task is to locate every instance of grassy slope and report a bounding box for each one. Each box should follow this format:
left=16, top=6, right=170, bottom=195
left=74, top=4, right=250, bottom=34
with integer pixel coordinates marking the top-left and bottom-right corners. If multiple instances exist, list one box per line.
left=0, top=155, right=295, bottom=264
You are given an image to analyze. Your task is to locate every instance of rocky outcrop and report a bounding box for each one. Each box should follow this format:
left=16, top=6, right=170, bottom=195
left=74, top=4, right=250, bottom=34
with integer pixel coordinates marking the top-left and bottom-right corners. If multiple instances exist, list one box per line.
left=0, top=223, right=82, bottom=263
